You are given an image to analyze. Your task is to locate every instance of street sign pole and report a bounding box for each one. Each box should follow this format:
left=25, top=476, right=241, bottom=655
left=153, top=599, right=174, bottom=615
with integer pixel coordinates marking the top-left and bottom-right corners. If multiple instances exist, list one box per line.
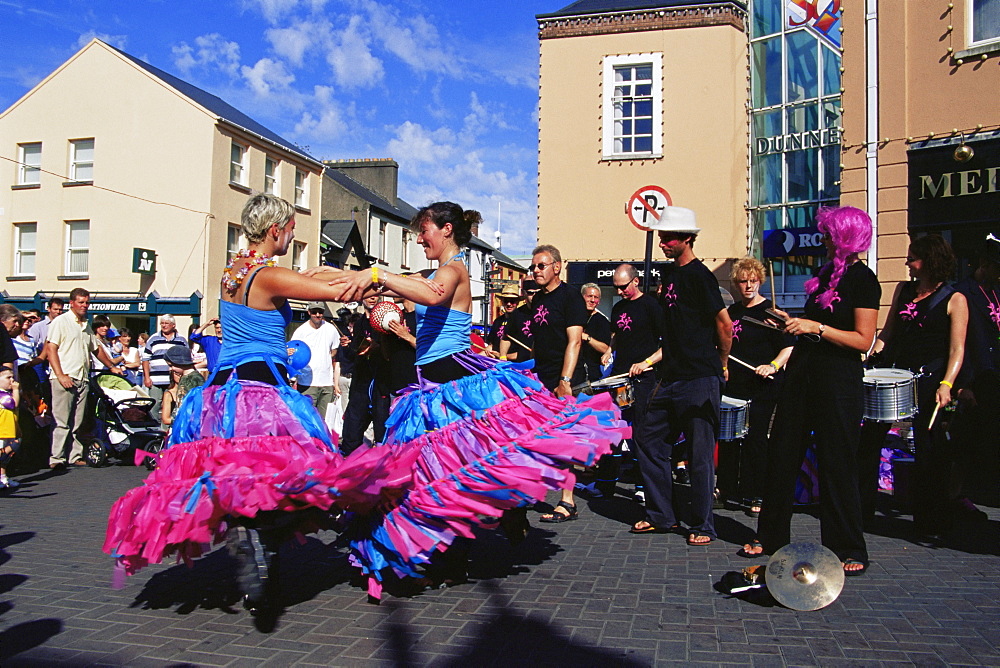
left=643, top=231, right=653, bottom=293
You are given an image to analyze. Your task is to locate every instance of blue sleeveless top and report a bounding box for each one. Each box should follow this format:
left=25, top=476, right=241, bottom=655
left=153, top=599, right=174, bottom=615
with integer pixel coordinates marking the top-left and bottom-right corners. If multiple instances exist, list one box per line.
left=215, top=299, right=292, bottom=370
left=413, top=251, right=472, bottom=365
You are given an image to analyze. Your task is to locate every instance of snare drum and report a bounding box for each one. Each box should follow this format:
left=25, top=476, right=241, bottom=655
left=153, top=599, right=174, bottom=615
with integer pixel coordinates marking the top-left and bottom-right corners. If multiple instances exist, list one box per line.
left=586, top=376, right=634, bottom=408
left=719, top=396, right=750, bottom=441
left=863, top=368, right=918, bottom=422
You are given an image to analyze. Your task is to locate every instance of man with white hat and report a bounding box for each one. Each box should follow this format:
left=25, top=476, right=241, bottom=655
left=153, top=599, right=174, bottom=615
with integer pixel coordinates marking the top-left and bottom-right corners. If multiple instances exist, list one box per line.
left=485, top=283, right=521, bottom=358
left=291, top=302, right=340, bottom=419
left=626, top=208, right=732, bottom=547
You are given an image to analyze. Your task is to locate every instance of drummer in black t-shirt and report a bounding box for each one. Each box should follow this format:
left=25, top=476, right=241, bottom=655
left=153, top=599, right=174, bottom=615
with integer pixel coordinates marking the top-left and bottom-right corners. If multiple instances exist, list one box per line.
left=579, top=283, right=611, bottom=382
left=485, top=283, right=521, bottom=358
left=499, top=281, right=538, bottom=362
left=528, top=244, right=590, bottom=524
left=627, top=213, right=733, bottom=546
left=593, top=264, right=665, bottom=499
left=717, top=258, right=794, bottom=518
left=745, top=206, right=881, bottom=577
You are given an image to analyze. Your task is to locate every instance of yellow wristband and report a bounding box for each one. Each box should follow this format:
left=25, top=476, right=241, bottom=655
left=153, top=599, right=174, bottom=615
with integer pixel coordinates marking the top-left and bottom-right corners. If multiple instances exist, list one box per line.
left=769, top=360, right=781, bottom=370
left=940, top=380, right=953, bottom=388
left=499, top=356, right=508, bottom=361
left=371, top=266, right=379, bottom=285
left=722, top=366, right=728, bottom=371
left=644, top=358, right=654, bottom=365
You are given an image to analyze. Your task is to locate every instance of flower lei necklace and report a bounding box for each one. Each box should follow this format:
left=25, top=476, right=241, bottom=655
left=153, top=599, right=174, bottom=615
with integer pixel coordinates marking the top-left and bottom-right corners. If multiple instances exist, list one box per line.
left=222, top=249, right=277, bottom=293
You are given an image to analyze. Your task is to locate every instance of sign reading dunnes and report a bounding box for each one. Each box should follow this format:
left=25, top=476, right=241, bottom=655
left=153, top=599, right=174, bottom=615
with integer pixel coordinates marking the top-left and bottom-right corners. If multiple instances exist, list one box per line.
left=755, top=128, right=841, bottom=156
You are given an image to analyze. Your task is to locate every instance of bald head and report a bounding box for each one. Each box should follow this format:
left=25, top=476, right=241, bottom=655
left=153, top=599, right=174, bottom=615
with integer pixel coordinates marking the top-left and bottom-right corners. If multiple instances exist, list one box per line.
left=613, top=264, right=642, bottom=300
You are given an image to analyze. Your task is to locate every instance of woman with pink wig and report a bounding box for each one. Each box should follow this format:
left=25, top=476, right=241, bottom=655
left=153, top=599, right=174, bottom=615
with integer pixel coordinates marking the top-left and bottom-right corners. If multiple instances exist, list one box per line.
left=740, top=206, right=880, bottom=576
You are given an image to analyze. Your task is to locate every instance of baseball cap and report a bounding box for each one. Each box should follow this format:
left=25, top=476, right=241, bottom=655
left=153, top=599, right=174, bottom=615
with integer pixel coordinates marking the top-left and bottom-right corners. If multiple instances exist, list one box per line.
left=307, top=301, right=326, bottom=313
left=164, top=346, right=194, bottom=366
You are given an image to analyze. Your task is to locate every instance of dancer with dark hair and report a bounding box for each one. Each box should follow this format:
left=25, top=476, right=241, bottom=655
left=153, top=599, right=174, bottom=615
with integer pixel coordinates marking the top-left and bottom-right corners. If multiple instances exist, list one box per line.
left=858, top=234, right=967, bottom=533
left=106, top=195, right=624, bottom=611
left=741, top=206, right=880, bottom=576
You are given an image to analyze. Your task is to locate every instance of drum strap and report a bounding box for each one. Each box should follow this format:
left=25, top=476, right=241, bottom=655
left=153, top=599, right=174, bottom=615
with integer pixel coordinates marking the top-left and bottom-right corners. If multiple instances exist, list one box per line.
left=884, top=283, right=954, bottom=364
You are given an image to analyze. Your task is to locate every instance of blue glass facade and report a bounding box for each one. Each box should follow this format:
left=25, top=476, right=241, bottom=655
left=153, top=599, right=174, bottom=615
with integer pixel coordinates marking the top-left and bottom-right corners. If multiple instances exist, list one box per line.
left=750, top=0, right=843, bottom=302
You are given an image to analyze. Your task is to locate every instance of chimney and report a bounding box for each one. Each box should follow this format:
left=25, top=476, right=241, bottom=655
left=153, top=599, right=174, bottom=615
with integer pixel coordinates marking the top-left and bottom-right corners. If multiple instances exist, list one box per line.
left=470, top=220, right=480, bottom=239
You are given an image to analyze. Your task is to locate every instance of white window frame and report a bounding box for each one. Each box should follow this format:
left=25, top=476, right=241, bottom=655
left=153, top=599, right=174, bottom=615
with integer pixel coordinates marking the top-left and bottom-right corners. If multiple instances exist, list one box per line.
left=227, top=224, right=242, bottom=263
left=230, top=141, right=248, bottom=185
left=292, top=241, right=306, bottom=272
left=65, top=220, right=90, bottom=276
left=401, top=229, right=410, bottom=269
left=69, top=138, right=94, bottom=182
left=601, top=53, right=663, bottom=159
left=13, top=222, right=37, bottom=276
left=968, top=0, right=1000, bottom=47
left=294, top=169, right=308, bottom=207
left=378, top=221, right=387, bottom=263
left=17, top=143, right=41, bottom=185
left=264, top=157, right=279, bottom=195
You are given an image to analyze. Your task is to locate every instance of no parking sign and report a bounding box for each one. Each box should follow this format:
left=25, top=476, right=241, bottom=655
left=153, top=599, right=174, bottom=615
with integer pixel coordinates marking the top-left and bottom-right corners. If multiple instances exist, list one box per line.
left=626, top=185, right=672, bottom=231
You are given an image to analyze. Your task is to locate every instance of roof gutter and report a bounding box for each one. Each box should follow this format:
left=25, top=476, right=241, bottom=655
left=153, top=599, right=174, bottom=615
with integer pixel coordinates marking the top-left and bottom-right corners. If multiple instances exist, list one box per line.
left=217, top=118, right=325, bottom=171
left=536, top=2, right=745, bottom=22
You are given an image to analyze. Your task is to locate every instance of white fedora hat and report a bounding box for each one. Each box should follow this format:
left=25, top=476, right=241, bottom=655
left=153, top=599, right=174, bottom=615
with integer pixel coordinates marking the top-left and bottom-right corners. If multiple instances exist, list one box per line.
left=645, top=206, right=700, bottom=234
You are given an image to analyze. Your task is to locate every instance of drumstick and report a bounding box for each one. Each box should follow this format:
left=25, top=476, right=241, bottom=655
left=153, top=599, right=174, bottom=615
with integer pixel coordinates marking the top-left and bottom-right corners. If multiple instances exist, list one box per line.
left=927, top=403, right=941, bottom=431
left=728, top=355, right=774, bottom=380
left=505, top=334, right=532, bottom=353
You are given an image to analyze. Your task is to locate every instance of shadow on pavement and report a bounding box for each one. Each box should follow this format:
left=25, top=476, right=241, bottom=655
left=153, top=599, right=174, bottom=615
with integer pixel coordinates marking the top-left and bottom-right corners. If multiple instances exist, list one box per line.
left=0, top=619, right=63, bottom=662
left=382, top=581, right=651, bottom=667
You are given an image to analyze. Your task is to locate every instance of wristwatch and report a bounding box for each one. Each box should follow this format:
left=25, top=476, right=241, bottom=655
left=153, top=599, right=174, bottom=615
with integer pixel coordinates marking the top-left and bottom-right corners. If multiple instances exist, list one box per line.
left=818, top=324, right=827, bottom=337
left=559, top=376, right=572, bottom=383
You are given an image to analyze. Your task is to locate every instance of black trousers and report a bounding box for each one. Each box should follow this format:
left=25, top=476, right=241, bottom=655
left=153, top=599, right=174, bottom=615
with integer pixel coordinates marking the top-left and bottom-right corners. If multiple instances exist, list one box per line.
left=637, top=376, right=720, bottom=534
left=595, top=372, right=655, bottom=492
left=340, top=378, right=389, bottom=455
left=757, top=357, right=868, bottom=563
left=716, top=379, right=779, bottom=503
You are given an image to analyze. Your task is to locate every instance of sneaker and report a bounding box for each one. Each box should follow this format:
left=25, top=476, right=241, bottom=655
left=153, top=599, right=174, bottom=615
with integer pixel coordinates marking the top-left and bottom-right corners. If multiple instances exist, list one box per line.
left=633, top=489, right=645, bottom=504
left=0, top=478, right=19, bottom=490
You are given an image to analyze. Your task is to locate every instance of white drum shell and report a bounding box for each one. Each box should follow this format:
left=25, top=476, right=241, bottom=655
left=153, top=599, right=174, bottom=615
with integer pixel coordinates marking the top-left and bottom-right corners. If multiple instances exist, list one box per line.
left=863, top=368, right=918, bottom=422
left=719, top=395, right=750, bottom=441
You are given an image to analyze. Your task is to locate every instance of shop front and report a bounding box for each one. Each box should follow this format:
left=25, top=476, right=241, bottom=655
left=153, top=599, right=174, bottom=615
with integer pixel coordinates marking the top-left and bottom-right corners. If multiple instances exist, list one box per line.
left=907, top=133, right=1000, bottom=276
left=0, top=291, right=202, bottom=336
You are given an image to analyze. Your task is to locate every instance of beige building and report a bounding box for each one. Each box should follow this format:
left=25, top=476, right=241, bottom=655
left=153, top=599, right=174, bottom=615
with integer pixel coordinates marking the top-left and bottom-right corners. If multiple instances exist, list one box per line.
left=1, top=39, right=324, bottom=334
left=537, top=0, right=751, bottom=303
left=840, top=0, right=1000, bottom=310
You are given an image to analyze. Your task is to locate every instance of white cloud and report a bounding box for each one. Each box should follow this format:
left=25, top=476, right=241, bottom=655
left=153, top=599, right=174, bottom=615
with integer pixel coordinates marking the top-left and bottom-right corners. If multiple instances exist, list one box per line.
left=77, top=30, right=127, bottom=50
left=265, top=21, right=316, bottom=68
left=293, top=85, right=349, bottom=140
left=243, top=0, right=301, bottom=24
left=358, top=1, right=461, bottom=78
left=172, top=33, right=241, bottom=77
left=241, top=57, right=295, bottom=96
left=386, top=121, right=456, bottom=165
left=325, top=14, right=384, bottom=88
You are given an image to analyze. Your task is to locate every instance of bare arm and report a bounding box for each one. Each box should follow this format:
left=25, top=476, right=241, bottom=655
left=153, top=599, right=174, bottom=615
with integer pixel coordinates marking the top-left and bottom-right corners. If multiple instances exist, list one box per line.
left=556, top=326, right=583, bottom=398
left=715, top=308, right=733, bottom=380
left=95, top=346, right=124, bottom=375
left=629, top=347, right=662, bottom=377
left=936, top=292, right=968, bottom=408
left=782, top=308, right=878, bottom=353
left=299, top=266, right=455, bottom=309
left=45, top=342, right=74, bottom=389
left=582, top=332, right=610, bottom=355
left=756, top=345, right=794, bottom=377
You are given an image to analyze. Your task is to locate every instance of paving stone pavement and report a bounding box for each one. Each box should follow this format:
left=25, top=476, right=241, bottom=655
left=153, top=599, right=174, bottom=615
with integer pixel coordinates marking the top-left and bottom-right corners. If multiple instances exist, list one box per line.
left=0, top=464, right=998, bottom=667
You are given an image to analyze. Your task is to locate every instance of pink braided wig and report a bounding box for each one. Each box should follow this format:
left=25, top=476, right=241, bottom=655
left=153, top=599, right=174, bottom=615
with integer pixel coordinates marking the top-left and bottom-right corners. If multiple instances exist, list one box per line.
left=804, top=206, right=873, bottom=311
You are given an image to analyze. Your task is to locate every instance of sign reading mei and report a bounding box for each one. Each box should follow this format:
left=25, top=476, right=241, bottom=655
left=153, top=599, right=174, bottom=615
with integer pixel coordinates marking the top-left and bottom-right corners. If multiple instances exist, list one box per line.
left=908, top=138, right=1000, bottom=230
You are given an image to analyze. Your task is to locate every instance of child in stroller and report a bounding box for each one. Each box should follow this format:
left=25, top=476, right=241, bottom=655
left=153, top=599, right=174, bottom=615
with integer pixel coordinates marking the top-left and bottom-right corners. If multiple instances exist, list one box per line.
left=83, top=372, right=166, bottom=469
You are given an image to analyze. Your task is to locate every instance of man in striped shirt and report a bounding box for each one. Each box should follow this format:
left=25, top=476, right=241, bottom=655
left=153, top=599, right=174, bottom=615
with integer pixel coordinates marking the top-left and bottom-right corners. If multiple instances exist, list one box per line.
left=141, top=315, right=189, bottom=423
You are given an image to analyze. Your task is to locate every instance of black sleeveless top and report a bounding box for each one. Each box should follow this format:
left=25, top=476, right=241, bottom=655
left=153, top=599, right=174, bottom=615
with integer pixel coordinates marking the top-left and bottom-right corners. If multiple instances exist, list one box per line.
left=885, top=282, right=954, bottom=374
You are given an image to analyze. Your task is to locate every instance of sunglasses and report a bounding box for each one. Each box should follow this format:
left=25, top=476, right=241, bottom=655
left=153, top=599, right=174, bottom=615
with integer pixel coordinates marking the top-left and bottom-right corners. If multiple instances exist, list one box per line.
left=529, top=261, right=555, bottom=272
left=905, top=256, right=918, bottom=263
left=613, top=279, right=635, bottom=291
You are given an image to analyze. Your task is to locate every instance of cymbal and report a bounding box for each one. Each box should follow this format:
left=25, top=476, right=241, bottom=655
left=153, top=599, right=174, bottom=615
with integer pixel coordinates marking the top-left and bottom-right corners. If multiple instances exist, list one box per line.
left=765, top=542, right=845, bottom=611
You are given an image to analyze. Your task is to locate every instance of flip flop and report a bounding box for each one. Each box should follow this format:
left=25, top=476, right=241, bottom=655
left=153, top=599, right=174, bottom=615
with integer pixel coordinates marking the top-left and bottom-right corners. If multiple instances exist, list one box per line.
left=687, top=531, right=714, bottom=546
left=629, top=520, right=680, bottom=534
left=843, top=558, right=868, bottom=576
left=738, top=539, right=765, bottom=558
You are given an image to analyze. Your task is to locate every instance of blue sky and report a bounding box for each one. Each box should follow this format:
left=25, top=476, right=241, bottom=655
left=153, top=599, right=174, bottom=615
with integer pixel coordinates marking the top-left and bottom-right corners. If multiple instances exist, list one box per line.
left=0, top=0, right=566, bottom=255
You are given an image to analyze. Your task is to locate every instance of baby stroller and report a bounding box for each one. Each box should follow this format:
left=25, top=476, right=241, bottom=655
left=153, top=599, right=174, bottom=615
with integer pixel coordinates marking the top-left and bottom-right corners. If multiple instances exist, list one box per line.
left=83, top=373, right=166, bottom=470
